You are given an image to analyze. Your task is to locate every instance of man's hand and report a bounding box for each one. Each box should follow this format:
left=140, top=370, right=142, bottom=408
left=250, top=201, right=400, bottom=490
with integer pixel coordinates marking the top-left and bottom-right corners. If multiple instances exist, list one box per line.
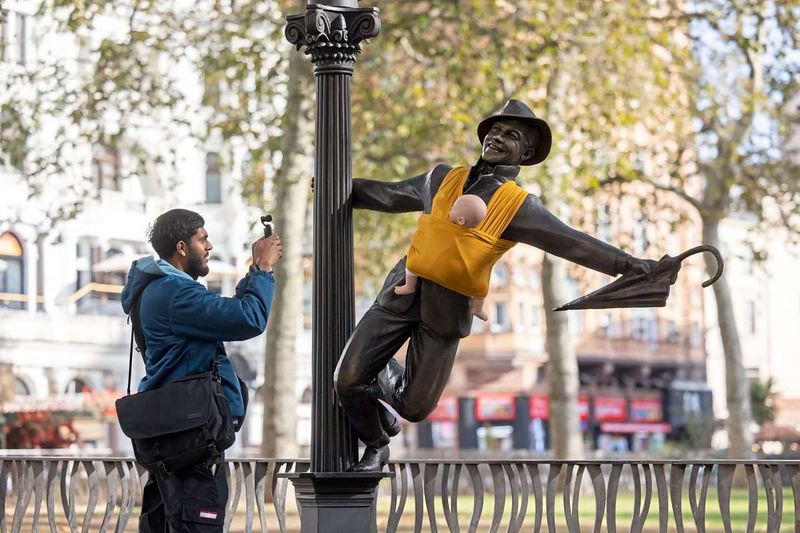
left=252, top=235, right=283, bottom=272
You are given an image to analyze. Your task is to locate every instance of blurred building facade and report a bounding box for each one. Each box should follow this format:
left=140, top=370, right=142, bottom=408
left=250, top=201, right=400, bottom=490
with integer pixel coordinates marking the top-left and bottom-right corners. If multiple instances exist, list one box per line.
left=704, top=211, right=800, bottom=441
left=702, top=93, right=800, bottom=446
left=0, top=2, right=308, bottom=452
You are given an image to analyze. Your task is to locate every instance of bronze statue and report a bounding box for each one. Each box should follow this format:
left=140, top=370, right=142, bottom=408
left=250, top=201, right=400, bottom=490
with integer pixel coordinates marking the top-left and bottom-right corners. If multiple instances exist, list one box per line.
left=334, top=99, right=716, bottom=472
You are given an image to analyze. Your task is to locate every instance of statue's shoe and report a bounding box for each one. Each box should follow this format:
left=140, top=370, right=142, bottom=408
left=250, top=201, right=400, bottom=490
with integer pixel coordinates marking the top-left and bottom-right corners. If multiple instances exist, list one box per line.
left=350, top=445, right=389, bottom=473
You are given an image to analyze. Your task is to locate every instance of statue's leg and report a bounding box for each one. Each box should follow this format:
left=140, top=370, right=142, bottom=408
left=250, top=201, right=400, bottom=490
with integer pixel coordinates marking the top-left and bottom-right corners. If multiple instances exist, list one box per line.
left=382, top=321, right=459, bottom=423
left=334, top=305, right=414, bottom=447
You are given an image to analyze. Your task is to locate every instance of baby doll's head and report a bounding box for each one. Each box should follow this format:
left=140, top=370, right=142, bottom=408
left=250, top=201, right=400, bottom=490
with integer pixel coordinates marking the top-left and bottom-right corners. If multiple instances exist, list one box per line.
left=450, top=194, right=488, bottom=228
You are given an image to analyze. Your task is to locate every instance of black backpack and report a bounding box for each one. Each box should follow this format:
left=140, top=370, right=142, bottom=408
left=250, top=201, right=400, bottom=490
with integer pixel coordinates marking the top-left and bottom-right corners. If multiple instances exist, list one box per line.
left=115, top=294, right=236, bottom=475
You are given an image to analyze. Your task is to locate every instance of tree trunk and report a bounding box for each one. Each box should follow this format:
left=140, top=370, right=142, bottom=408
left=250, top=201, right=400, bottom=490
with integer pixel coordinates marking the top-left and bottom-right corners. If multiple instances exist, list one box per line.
left=702, top=217, right=754, bottom=458
left=261, top=50, right=313, bottom=458
left=541, top=252, right=584, bottom=460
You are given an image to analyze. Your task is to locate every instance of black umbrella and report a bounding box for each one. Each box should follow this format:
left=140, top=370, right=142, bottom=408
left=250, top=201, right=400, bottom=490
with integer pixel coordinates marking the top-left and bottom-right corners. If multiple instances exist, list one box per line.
left=554, top=245, right=724, bottom=311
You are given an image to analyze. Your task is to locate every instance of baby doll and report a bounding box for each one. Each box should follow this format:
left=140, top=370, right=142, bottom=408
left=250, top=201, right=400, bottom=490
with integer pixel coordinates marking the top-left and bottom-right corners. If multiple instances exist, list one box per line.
left=395, top=194, right=490, bottom=320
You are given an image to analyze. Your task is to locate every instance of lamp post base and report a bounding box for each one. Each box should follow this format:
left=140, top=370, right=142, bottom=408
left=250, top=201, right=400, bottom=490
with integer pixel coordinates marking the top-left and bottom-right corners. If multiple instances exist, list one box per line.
left=284, top=472, right=393, bottom=533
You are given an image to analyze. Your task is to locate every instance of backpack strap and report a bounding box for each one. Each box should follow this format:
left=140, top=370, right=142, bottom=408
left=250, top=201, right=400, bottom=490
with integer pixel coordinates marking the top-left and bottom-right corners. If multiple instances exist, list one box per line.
left=126, top=294, right=145, bottom=396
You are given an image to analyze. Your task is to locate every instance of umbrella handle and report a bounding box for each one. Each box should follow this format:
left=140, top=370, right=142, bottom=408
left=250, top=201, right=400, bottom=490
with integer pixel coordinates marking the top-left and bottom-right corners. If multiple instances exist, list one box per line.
left=672, top=245, right=724, bottom=288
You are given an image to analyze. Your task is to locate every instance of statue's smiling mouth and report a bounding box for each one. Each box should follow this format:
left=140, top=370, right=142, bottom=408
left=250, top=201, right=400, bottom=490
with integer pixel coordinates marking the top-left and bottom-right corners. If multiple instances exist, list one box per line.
left=486, top=142, right=504, bottom=154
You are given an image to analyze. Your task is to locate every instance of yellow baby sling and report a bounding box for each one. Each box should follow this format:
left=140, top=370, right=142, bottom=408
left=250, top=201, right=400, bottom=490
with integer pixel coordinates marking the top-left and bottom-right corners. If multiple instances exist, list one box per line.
left=406, top=166, right=529, bottom=298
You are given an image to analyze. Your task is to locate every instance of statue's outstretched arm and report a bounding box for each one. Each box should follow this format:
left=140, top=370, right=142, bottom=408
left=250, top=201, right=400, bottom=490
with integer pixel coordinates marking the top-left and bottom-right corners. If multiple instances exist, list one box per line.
left=351, top=173, right=428, bottom=213
left=504, top=194, right=637, bottom=277
left=351, top=162, right=461, bottom=213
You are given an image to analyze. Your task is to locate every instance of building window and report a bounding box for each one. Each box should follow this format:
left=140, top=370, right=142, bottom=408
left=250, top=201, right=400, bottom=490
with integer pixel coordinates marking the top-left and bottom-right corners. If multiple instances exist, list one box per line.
left=302, top=281, right=312, bottom=330
left=599, top=313, right=611, bottom=337
left=512, top=268, right=526, bottom=287
left=633, top=212, right=649, bottom=256
left=0, top=12, right=30, bottom=65
left=491, top=302, right=509, bottom=332
left=92, top=142, right=121, bottom=191
left=14, top=377, right=30, bottom=396
left=665, top=320, right=679, bottom=343
left=0, top=13, right=7, bottom=62
left=492, top=264, right=508, bottom=286
left=16, top=13, right=26, bottom=65
left=745, top=300, right=757, bottom=334
left=569, top=309, right=584, bottom=335
left=206, top=152, right=222, bottom=204
left=0, top=232, right=24, bottom=309
left=690, top=322, right=702, bottom=347
left=530, top=304, right=540, bottom=331
left=631, top=310, right=658, bottom=343
left=65, top=378, right=92, bottom=394
left=300, top=387, right=312, bottom=404
left=75, top=239, right=92, bottom=291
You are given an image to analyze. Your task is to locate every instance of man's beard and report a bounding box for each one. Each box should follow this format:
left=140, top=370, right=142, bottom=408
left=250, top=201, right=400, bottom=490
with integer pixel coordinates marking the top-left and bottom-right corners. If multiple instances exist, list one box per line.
left=186, top=250, right=210, bottom=279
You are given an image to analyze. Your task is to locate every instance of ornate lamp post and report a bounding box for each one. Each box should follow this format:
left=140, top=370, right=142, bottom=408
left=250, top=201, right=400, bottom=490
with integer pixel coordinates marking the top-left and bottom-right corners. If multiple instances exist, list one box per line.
left=284, top=2, right=385, bottom=531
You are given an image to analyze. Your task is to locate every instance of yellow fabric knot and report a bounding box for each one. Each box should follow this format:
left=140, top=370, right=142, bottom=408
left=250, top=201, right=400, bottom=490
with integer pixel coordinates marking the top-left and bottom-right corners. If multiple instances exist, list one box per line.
left=406, top=166, right=529, bottom=298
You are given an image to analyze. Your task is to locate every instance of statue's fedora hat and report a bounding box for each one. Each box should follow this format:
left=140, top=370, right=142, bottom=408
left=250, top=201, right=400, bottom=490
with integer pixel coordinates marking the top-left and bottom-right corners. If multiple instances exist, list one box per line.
left=477, top=99, right=552, bottom=166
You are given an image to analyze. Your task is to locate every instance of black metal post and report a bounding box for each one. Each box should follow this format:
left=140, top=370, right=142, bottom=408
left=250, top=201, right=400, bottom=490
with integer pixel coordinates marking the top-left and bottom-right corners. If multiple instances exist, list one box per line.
left=286, top=0, right=380, bottom=476
left=284, top=3, right=386, bottom=531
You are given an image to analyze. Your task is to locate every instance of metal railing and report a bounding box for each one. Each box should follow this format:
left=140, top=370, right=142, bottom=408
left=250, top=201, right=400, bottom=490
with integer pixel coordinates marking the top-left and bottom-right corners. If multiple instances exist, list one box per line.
left=1, top=456, right=799, bottom=532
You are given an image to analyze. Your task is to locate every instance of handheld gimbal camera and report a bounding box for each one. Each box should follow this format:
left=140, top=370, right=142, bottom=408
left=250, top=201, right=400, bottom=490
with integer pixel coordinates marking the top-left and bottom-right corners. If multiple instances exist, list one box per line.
left=260, top=215, right=273, bottom=237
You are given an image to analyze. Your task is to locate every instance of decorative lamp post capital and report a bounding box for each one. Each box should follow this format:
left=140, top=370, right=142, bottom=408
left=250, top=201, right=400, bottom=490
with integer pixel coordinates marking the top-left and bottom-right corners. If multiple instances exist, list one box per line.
left=286, top=2, right=380, bottom=69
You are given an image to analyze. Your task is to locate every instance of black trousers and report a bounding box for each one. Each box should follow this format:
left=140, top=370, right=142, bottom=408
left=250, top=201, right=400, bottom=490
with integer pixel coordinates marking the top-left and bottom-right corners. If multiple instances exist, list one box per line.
left=334, top=303, right=460, bottom=448
left=139, top=454, right=228, bottom=533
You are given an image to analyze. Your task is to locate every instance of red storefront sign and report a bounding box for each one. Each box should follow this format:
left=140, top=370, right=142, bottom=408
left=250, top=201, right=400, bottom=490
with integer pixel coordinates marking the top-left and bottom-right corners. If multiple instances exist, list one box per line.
left=578, top=396, right=590, bottom=422
left=594, top=396, right=627, bottom=422
left=529, top=395, right=549, bottom=419
left=630, top=397, right=663, bottom=422
left=475, top=395, right=516, bottom=422
left=528, top=395, right=590, bottom=422
left=427, top=397, right=458, bottom=422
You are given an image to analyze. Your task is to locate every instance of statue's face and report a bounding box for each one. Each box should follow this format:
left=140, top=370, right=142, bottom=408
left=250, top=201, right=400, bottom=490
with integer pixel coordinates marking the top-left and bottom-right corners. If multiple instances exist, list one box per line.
left=481, top=119, right=535, bottom=166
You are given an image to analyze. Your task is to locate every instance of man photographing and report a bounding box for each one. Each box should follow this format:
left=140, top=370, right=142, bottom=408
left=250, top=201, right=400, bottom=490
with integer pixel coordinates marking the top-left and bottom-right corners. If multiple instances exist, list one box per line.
left=121, top=208, right=282, bottom=532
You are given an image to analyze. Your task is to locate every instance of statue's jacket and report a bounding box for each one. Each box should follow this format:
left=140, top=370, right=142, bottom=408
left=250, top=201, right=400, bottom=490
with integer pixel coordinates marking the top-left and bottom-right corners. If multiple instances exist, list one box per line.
left=352, top=163, right=630, bottom=339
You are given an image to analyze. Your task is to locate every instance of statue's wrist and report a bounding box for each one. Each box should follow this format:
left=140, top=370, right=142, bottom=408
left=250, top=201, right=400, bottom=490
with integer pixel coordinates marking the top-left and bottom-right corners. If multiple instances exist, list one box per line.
left=615, top=254, right=632, bottom=275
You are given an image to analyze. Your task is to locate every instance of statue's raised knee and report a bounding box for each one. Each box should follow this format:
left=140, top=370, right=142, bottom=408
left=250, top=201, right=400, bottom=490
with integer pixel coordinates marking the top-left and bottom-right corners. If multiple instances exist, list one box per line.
left=401, top=405, right=433, bottom=423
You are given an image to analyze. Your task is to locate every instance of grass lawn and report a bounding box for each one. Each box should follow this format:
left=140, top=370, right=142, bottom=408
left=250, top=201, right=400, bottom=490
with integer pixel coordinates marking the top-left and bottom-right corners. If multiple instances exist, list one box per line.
left=371, top=488, right=795, bottom=532
left=5, top=488, right=795, bottom=531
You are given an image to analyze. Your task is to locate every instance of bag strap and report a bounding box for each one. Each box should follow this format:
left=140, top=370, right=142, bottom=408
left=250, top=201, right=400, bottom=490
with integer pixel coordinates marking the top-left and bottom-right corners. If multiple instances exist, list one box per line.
left=127, top=328, right=134, bottom=395
left=126, top=294, right=145, bottom=396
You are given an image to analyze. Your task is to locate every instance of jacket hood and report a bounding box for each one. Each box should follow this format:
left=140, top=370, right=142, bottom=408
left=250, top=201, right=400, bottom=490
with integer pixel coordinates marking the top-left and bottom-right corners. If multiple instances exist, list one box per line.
left=120, top=256, right=169, bottom=314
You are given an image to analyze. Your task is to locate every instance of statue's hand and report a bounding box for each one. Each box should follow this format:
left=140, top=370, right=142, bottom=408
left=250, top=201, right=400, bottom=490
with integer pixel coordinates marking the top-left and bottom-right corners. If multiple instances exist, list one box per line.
left=624, top=256, right=658, bottom=277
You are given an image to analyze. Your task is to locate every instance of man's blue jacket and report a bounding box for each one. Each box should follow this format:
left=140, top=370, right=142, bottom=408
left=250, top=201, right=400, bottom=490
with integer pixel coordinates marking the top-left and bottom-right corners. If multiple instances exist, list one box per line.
left=121, top=256, right=275, bottom=418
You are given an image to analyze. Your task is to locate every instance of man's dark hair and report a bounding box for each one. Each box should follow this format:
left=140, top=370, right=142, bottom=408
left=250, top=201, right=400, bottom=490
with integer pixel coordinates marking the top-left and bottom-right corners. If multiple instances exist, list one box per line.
left=147, top=209, right=205, bottom=259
